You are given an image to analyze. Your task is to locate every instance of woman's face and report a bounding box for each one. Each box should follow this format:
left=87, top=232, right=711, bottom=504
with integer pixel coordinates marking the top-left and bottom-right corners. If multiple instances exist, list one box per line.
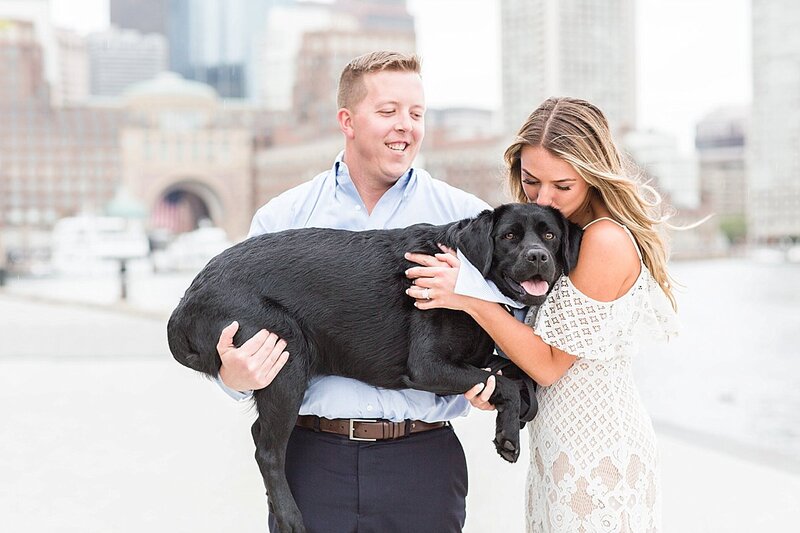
left=519, top=145, right=592, bottom=221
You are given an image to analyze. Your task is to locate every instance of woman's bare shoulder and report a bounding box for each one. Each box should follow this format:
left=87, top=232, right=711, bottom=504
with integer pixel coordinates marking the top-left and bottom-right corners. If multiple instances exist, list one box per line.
left=569, top=220, right=640, bottom=301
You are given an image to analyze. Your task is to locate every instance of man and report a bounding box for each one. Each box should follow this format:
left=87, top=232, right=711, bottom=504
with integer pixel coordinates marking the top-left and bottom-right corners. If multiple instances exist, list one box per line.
left=214, top=51, right=495, bottom=532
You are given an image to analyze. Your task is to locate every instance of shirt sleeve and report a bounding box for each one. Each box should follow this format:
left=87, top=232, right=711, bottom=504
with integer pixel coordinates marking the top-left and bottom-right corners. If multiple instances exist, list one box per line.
left=532, top=276, right=622, bottom=360
left=248, top=198, right=282, bottom=237
left=214, top=375, right=254, bottom=401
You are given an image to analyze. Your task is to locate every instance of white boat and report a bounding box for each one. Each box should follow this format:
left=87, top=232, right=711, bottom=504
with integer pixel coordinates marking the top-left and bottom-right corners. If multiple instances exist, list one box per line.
left=151, top=222, right=232, bottom=272
left=50, top=215, right=150, bottom=276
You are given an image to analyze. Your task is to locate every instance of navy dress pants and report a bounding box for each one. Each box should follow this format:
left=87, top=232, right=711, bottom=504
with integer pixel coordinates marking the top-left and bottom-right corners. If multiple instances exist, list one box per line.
left=268, top=424, right=468, bottom=533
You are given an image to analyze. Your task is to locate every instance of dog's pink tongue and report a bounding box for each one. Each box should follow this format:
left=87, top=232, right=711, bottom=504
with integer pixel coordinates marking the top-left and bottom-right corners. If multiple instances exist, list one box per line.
left=521, top=279, right=549, bottom=296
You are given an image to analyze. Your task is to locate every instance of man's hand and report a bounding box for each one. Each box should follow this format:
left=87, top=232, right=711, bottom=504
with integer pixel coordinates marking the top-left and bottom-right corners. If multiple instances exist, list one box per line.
left=464, top=370, right=497, bottom=411
left=217, top=321, right=289, bottom=391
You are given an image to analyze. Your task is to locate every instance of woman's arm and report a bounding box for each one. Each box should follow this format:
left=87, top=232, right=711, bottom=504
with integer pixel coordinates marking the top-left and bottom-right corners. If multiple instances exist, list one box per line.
left=405, top=222, right=640, bottom=387
left=463, top=300, right=576, bottom=387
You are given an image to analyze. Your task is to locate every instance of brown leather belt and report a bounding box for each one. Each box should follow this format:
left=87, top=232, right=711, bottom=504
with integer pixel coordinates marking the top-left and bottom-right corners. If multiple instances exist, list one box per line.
left=296, top=415, right=448, bottom=442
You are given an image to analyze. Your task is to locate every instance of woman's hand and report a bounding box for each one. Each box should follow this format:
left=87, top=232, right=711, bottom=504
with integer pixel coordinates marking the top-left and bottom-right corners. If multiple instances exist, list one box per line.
left=404, top=245, right=474, bottom=311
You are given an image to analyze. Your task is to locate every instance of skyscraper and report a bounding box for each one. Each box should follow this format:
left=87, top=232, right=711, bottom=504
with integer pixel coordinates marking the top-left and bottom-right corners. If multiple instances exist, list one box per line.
left=167, top=0, right=285, bottom=99
left=55, top=28, right=89, bottom=104
left=500, top=0, right=636, bottom=134
left=87, top=27, right=167, bottom=97
left=291, top=3, right=415, bottom=132
left=695, top=106, right=748, bottom=242
left=261, top=0, right=415, bottom=121
left=0, top=19, right=48, bottom=104
left=110, top=0, right=169, bottom=37
left=257, top=1, right=347, bottom=111
left=0, top=0, right=59, bottom=102
left=748, top=0, right=800, bottom=242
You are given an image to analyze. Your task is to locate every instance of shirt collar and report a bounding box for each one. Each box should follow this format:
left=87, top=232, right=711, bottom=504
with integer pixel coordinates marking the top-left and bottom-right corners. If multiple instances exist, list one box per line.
left=333, top=150, right=417, bottom=194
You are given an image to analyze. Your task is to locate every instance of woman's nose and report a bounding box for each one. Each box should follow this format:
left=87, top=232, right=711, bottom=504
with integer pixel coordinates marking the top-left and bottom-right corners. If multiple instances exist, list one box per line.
left=535, top=189, right=551, bottom=206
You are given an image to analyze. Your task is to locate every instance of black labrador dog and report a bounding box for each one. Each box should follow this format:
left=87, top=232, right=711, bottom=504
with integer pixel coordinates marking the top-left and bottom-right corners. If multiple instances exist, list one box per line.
left=168, top=203, right=582, bottom=533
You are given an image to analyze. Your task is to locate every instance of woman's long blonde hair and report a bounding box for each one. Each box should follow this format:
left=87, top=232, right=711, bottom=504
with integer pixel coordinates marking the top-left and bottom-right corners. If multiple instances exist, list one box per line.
left=504, top=97, right=677, bottom=309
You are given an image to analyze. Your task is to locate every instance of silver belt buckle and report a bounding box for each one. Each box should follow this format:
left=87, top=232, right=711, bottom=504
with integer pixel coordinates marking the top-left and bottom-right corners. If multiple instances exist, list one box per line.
left=348, top=418, right=378, bottom=441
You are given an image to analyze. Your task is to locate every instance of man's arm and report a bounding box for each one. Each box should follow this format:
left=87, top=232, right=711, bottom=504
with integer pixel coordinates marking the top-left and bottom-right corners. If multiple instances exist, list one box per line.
left=214, top=198, right=294, bottom=398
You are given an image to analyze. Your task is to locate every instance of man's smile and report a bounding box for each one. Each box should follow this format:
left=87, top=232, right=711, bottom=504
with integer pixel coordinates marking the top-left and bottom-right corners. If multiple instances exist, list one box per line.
left=386, top=142, right=409, bottom=152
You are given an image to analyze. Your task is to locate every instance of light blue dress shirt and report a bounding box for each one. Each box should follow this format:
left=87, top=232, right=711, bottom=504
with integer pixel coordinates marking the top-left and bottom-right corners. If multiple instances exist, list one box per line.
left=217, top=151, right=491, bottom=422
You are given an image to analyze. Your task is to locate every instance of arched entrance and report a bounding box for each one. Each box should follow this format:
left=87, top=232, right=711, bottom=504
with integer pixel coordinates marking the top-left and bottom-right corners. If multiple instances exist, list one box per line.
left=149, top=181, right=224, bottom=234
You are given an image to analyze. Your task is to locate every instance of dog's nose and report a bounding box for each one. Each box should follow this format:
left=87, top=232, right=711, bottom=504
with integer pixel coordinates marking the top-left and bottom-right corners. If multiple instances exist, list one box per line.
left=525, top=248, right=549, bottom=264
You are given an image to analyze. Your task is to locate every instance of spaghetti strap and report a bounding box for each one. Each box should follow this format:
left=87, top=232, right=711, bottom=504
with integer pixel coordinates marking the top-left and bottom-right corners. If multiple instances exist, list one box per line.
left=582, top=217, right=617, bottom=230
left=582, top=217, right=642, bottom=260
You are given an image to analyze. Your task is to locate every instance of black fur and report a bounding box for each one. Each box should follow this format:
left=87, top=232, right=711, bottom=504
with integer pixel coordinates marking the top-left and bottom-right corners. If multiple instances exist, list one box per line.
left=168, top=203, right=582, bottom=533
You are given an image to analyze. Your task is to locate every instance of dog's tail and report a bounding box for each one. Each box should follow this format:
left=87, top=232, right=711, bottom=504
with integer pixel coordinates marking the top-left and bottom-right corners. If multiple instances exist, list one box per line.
left=167, top=306, right=220, bottom=377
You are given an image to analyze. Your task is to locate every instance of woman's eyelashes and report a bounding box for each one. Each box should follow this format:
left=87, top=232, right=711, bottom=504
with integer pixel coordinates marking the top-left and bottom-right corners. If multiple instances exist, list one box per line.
left=523, top=179, right=572, bottom=191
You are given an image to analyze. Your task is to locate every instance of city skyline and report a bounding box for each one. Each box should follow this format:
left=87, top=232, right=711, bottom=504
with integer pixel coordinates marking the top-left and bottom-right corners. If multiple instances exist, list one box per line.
left=49, top=0, right=752, bottom=153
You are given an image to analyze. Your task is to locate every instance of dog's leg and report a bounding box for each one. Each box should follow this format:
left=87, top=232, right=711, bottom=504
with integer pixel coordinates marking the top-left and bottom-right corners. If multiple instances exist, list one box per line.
left=251, top=340, right=311, bottom=533
left=401, top=357, right=522, bottom=463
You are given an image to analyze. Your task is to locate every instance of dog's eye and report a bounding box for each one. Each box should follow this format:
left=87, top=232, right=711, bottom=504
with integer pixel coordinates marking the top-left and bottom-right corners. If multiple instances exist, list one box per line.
left=503, top=232, right=516, bottom=240
left=543, top=232, right=555, bottom=240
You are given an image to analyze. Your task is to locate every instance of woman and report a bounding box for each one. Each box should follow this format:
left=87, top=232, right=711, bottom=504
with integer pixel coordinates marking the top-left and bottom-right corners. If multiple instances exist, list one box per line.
left=405, top=97, right=678, bottom=532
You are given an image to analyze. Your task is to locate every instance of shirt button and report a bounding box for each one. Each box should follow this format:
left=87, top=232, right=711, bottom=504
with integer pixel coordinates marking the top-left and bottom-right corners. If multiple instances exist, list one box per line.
left=354, top=205, right=361, bottom=211
left=366, top=404, right=374, bottom=412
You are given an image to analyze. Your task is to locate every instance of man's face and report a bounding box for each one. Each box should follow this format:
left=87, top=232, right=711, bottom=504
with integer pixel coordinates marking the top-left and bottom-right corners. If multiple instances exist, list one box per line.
left=342, top=70, right=425, bottom=188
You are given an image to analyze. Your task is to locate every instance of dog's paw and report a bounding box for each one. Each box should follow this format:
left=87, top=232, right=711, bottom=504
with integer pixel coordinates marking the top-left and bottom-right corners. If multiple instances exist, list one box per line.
left=493, top=434, right=520, bottom=463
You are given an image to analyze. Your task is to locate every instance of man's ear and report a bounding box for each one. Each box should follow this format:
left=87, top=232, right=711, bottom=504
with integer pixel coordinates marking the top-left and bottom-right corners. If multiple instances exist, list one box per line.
left=338, top=108, right=354, bottom=138
left=456, top=208, right=496, bottom=277
left=560, top=216, right=583, bottom=274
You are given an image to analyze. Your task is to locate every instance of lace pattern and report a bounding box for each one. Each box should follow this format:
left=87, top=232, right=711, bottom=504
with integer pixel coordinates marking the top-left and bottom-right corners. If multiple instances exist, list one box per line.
left=525, top=268, right=674, bottom=532
left=532, top=268, right=678, bottom=361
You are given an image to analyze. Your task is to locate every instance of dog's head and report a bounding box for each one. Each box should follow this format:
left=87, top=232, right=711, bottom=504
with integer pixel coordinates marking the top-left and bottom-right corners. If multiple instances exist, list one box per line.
left=453, top=203, right=582, bottom=306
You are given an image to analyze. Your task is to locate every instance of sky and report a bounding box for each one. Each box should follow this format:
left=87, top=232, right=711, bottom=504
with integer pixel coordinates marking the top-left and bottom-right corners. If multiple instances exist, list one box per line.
left=50, top=0, right=752, bottom=152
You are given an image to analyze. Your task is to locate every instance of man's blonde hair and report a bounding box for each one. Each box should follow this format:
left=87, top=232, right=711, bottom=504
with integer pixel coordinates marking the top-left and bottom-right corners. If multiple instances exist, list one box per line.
left=504, top=97, right=678, bottom=309
left=337, top=51, right=421, bottom=110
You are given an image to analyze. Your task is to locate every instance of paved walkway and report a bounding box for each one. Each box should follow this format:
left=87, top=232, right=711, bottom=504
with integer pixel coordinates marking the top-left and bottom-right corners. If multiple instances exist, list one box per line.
left=2, top=293, right=799, bottom=532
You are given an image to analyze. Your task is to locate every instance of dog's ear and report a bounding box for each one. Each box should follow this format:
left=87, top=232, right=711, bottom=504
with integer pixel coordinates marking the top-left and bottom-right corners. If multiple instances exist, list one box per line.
left=455, top=208, right=496, bottom=276
left=560, top=216, right=583, bottom=275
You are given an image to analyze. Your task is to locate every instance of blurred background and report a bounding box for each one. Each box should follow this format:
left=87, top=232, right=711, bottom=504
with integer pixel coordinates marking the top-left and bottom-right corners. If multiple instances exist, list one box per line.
left=0, top=0, right=798, bottom=532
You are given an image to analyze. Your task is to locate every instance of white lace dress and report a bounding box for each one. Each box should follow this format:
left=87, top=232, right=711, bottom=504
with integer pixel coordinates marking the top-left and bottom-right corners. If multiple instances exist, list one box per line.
left=525, top=224, right=678, bottom=533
